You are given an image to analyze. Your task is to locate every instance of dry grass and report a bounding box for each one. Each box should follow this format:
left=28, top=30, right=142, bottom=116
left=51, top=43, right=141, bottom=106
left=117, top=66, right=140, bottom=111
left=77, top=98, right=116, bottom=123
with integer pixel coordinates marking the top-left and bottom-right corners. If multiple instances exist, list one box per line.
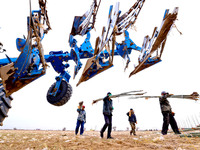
left=0, top=130, right=199, bottom=150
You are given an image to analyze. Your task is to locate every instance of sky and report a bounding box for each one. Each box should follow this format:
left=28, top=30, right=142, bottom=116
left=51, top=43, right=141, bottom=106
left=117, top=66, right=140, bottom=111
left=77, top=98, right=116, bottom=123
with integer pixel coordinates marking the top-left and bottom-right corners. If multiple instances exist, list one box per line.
left=0, top=0, right=200, bottom=131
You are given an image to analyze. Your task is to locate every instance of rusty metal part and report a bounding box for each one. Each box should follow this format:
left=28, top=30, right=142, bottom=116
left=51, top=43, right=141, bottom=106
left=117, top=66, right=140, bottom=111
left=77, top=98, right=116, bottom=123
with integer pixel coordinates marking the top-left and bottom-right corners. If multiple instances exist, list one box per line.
left=76, top=4, right=119, bottom=86
left=129, top=7, right=179, bottom=77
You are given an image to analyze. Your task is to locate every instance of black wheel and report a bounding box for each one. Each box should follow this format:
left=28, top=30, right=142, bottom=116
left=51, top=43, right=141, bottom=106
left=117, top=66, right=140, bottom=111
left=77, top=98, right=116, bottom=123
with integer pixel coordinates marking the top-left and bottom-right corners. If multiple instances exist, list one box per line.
left=0, top=85, right=13, bottom=126
left=47, top=80, right=72, bottom=106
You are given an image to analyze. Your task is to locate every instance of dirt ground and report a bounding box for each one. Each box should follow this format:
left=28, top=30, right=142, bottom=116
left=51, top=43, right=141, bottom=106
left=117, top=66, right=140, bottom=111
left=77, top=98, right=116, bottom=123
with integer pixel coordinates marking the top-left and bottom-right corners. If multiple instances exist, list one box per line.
left=0, top=130, right=199, bottom=150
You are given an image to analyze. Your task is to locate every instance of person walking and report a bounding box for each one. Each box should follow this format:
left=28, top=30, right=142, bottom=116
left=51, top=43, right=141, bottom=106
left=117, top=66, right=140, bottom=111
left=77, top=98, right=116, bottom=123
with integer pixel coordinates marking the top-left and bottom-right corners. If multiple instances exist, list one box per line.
left=126, top=108, right=137, bottom=135
left=159, top=91, right=181, bottom=135
left=100, top=92, right=114, bottom=139
left=75, top=103, right=86, bottom=135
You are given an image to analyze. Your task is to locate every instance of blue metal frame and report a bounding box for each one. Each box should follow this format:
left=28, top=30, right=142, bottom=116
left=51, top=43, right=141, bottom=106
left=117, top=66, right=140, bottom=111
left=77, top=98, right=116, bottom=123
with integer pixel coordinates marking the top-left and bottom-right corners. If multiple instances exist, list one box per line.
left=0, top=0, right=178, bottom=98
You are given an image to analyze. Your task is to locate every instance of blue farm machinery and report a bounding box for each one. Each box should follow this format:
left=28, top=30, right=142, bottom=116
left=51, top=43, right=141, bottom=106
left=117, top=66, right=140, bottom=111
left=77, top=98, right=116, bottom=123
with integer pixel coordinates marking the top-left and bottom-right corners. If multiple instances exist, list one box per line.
left=0, top=0, right=179, bottom=125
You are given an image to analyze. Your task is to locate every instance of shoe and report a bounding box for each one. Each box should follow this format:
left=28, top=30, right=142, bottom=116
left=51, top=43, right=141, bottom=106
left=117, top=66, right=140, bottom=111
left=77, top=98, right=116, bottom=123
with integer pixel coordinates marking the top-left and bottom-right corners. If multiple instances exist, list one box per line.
left=100, top=131, right=103, bottom=138
left=161, top=132, right=167, bottom=135
left=175, top=131, right=181, bottom=134
left=107, top=136, right=114, bottom=139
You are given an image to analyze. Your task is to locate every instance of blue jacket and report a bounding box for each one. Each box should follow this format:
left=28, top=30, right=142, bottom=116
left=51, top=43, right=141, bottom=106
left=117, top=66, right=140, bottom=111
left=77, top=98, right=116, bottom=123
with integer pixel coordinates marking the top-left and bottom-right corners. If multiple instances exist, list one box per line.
left=77, top=109, right=86, bottom=122
left=103, top=96, right=113, bottom=115
left=127, top=112, right=137, bottom=123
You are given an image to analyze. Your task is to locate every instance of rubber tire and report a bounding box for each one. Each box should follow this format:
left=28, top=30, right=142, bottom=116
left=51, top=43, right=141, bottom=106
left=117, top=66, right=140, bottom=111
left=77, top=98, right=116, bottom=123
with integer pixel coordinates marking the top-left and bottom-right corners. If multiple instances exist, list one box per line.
left=0, top=86, right=13, bottom=126
left=47, top=80, right=72, bottom=106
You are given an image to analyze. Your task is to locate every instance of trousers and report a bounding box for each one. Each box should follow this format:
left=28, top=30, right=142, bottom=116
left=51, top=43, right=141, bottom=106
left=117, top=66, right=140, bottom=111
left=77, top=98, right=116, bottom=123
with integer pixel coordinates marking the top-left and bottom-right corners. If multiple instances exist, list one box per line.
left=75, top=120, right=85, bottom=135
left=100, top=114, right=112, bottom=138
left=162, top=112, right=179, bottom=134
left=130, top=122, right=136, bottom=134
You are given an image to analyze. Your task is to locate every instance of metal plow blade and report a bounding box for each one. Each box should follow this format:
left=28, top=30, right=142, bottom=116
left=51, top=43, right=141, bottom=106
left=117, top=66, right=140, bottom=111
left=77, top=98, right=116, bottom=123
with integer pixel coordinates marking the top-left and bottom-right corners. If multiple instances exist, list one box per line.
left=76, top=55, right=113, bottom=86
left=0, top=0, right=49, bottom=96
left=77, top=3, right=119, bottom=86
left=116, top=0, right=145, bottom=35
left=0, top=19, right=35, bottom=96
left=129, top=7, right=178, bottom=77
left=69, top=0, right=101, bottom=79
left=115, top=0, right=145, bottom=70
left=70, top=0, right=100, bottom=36
left=0, top=34, right=45, bottom=96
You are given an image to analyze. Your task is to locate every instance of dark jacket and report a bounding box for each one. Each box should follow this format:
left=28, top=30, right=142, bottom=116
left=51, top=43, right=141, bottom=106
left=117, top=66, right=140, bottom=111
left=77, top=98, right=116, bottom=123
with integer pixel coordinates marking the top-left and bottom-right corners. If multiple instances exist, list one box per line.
left=103, top=96, right=113, bottom=115
left=159, top=94, right=172, bottom=112
left=126, top=112, right=137, bottom=123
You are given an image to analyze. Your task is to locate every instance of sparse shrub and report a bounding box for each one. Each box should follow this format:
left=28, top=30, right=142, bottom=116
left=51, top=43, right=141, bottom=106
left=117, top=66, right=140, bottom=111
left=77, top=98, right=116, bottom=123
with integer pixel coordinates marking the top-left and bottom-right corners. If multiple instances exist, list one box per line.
left=62, top=127, right=66, bottom=131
